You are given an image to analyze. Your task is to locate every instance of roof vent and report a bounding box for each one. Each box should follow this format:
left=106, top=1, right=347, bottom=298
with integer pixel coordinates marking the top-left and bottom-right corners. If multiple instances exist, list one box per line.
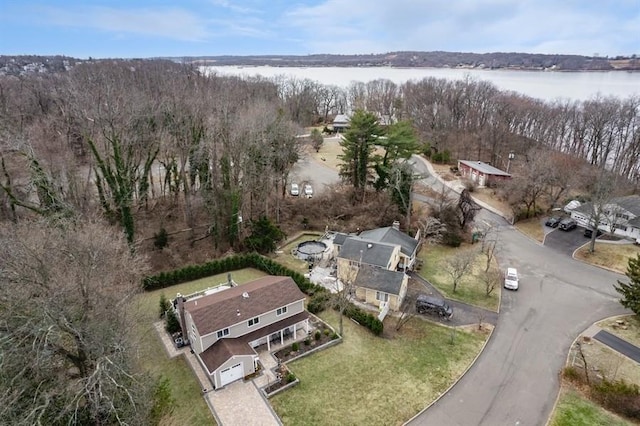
left=242, top=291, right=249, bottom=298
left=392, top=220, right=400, bottom=230
left=367, top=243, right=373, bottom=249
left=236, top=309, right=241, bottom=316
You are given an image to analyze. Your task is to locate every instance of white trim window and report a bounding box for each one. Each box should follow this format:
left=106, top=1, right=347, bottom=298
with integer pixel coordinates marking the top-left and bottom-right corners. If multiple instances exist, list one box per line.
left=217, top=328, right=229, bottom=338
left=376, top=291, right=389, bottom=302
left=276, top=306, right=288, bottom=316
left=248, top=317, right=260, bottom=327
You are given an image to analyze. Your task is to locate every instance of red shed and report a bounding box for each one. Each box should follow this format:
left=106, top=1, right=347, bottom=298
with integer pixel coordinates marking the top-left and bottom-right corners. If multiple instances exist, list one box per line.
left=457, top=160, right=511, bottom=188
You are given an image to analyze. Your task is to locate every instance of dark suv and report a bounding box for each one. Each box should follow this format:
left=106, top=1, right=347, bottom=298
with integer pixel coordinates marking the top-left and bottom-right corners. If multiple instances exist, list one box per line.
left=416, top=295, right=453, bottom=320
left=559, top=218, right=577, bottom=231
left=545, top=216, right=562, bottom=227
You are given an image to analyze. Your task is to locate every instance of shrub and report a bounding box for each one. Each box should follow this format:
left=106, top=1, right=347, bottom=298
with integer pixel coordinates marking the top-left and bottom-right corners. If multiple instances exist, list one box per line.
left=314, top=330, right=322, bottom=341
left=323, top=329, right=330, bottom=336
left=165, top=309, right=181, bottom=334
left=331, top=333, right=339, bottom=340
left=158, top=293, right=171, bottom=319
left=304, top=338, right=311, bottom=346
left=291, top=342, right=299, bottom=352
left=562, top=366, right=582, bottom=383
left=153, top=227, right=169, bottom=249
left=307, top=291, right=330, bottom=314
left=442, top=231, right=462, bottom=247
left=286, top=372, right=296, bottom=383
left=591, top=378, right=640, bottom=419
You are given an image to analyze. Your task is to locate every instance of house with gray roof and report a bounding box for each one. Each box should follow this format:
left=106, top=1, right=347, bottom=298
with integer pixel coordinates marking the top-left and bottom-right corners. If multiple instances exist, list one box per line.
left=335, top=222, right=418, bottom=313
left=458, top=160, right=511, bottom=188
left=570, top=194, right=640, bottom=241
left=179, top=276, right=309, bottom=389
left=332, top=114, right=350, bottom=132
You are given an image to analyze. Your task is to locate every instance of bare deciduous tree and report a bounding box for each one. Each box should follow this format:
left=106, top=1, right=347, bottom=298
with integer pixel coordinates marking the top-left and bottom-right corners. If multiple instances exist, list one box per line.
left=444, top=249, right=477, bottom=293
left=0, top=218, right=154, bottom=425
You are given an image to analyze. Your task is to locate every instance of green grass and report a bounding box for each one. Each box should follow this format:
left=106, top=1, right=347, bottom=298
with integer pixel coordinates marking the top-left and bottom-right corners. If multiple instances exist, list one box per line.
left=272, top=232, right=324, bottom=272
left=550, top=389, right=632, bottom=426
left=133, top=268, right=268, bottom=425
left=417, top=244, right=500, bottom=311
left=271, top=310, right=486, bottom=425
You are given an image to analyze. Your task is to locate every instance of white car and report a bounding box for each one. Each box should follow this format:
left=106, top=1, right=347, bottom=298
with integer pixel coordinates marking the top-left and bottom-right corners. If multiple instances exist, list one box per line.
left=504, top=267, right=519, bottom=291
left=304, top=184, right=313, bottom=198
left=290, top=183, right=299, bottom=196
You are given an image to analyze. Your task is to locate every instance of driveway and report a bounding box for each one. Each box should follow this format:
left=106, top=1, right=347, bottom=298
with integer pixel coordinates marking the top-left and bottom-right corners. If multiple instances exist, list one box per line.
left=407, top=158, right=629, bottom=426
left=543, top=226, right=590, bottom=256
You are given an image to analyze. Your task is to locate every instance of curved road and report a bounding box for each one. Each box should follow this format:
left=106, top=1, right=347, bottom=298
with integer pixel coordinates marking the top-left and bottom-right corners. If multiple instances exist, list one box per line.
left=408, top=163, right=628, bottom=426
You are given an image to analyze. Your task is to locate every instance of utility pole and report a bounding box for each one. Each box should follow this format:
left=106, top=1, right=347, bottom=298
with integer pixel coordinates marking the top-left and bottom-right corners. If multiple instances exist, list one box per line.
left=506, top=151, right=515, bottom=173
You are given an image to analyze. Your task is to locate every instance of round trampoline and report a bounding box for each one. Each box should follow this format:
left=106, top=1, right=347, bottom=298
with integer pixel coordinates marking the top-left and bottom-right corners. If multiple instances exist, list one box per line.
left=296, top=240, right=327, bottom=261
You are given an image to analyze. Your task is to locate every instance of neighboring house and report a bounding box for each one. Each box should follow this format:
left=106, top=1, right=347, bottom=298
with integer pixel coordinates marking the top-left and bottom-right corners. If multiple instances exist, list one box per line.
left=334, top=222, right=418, bottom=312
left=457, top=160, right=511, bottom=188
left=178, top=276, right=310, bottom=389
left=570, top=195, right=640, bottom=240
left=332, top=114, right=350, bottom=132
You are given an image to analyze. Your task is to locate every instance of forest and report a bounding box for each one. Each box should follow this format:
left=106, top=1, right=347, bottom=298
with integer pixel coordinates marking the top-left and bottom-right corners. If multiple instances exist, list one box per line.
left=0, top=58, right=638, bottom=424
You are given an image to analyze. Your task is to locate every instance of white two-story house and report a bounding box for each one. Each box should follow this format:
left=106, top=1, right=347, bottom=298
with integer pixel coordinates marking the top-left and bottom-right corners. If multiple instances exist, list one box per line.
left=571, top=195, right=640, bottom=240
left=178, top=275, right=309, bottom=389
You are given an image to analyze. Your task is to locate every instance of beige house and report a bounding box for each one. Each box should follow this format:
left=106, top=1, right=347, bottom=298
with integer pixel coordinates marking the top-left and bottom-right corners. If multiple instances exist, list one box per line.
left=336, top=230, right=412, bottom=312
left=179, top=276, right=309, bottom=389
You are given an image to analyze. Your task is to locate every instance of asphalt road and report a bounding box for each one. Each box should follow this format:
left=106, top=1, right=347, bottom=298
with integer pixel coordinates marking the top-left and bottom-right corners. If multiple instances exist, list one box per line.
left=407, top=160, right=629, bottom=426
left=543, top=225, right=591, bottom=256
left=594, top=330, right=640, bottom=363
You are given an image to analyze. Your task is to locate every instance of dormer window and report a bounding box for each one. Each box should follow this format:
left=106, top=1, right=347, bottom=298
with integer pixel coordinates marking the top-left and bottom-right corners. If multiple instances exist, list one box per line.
left=276, top=306, right=288, bottom=316
left=248, top=317, right=260, bottom=327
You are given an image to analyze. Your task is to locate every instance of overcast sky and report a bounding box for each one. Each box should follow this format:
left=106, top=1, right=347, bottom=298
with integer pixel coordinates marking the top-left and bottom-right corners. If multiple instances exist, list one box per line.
left=1, top=0, right=638, bottom=58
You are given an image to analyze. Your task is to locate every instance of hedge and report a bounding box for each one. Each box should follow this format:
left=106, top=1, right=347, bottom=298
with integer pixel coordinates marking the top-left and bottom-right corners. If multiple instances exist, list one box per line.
left=143, top=252, right=383, bottom=336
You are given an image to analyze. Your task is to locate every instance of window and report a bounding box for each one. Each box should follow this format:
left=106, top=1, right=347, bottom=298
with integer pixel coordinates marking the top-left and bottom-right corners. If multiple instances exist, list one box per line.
left=248, top=317, right=260, bottom=327
left=217, top=328, right=229, bottom=338
left=376, top=291, right=389, bottom=302
left=276, top=306, right=288, bottom=316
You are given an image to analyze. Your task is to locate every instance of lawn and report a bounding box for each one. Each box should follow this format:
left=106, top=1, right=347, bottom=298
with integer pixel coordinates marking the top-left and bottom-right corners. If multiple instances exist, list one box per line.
left=549, top=389, right=632, bottom=426
left=271, top=310, right=487, bottom=425
left=273, top=232, right=324, bottom=272
left=574, top=242, right=640, bottom=274
left=515, top=217, right=546, bottom=243
left=417, top=244, right=500, bottom=311
left=133, top=268, right=267, bottom=425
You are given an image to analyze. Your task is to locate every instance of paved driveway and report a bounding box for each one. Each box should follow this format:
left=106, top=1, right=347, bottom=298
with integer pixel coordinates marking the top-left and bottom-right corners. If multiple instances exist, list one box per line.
left=543, top=226, right=590, bottom=256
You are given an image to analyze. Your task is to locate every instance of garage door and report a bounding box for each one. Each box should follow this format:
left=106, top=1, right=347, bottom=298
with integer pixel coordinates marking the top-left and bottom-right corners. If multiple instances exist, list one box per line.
left=219, top=363, right=243, bottom=387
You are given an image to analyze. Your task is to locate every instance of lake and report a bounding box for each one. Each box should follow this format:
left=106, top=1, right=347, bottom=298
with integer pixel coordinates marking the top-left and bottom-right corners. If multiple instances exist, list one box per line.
left=201, top=65, right=639, bottom=102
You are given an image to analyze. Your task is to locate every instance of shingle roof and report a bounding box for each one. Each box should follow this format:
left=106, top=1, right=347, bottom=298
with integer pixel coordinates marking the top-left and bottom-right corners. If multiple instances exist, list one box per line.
left=458, top=160, right=511, bottom=177
left=610, top=195, right=640, bottom=216
left=184, top=276, right=306, bottom=336
left=359, top=226, right=419, bottom=257
left=354, top=265, right=406, bottom=295
left=199, top=311, right=309, bottom=374
left=333, top=232, right=351, bottom=246
left=333, top=114, right=350, bottom=125
left=338, top=237, right=396, bottom=268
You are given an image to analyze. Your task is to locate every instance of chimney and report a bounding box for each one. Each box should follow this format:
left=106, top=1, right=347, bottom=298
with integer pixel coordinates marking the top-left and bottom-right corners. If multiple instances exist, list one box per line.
left=177, top=296, right=188, bottom=339
left=392, top=220, right=400, bottom=231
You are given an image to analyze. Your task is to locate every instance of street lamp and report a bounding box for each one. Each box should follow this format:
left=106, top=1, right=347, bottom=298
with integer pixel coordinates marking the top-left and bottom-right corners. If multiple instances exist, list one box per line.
left=506, top=151, right=515, bottom=173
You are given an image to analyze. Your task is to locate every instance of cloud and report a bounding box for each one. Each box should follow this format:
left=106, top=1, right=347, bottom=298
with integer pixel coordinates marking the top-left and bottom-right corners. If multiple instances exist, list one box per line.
left=283, top=0, right=639, bottom=56
left=37, top=5, right=210, bottom=42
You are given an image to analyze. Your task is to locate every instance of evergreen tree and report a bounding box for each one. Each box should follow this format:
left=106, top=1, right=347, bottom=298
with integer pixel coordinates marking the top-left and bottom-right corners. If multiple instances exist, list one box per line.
left=338, top=110, right=383, bottom=200
left=615, top=254, right=640, bottom=315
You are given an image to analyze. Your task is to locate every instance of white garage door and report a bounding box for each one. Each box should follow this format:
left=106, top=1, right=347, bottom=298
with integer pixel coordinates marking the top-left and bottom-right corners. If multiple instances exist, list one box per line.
left=219, top=363, right=243, bottom=387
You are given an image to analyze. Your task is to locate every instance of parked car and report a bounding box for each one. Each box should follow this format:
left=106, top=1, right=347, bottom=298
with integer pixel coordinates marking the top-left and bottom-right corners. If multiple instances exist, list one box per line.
left=545, top=216, right=562, bottom=228
left=584, top=228, right=603, bottom=238
left=559, top=218, right=577, bottom=231
left=416, top=295, right=453, bottom=320
left=304, top=184, right=313, bottom=198
left=290, top=183, right=299, bottom=196
left=504, top=267, right=519, bottom=291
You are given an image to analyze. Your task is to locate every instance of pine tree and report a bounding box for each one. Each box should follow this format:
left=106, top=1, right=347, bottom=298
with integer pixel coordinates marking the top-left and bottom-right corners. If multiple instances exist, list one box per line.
left=615, top=254, right=640, bottom=315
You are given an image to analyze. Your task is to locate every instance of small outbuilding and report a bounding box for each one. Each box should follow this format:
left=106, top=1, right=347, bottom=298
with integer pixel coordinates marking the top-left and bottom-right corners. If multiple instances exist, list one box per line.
left=332, top=114, right=350, bottom=132
left=457, top=160, right=511, bottom=188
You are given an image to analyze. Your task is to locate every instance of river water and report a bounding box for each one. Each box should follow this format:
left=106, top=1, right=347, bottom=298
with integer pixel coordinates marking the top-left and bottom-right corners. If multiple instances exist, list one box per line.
left=201, top=65, right=639, bottom=102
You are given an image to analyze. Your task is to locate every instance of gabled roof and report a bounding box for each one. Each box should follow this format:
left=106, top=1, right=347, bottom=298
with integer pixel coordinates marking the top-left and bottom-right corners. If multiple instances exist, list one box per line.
left=184, top=276, right=306, bottom=336
left=354, top=265, right=406, bottom=295
left=199, top=311, right=309, bottom=373
left=609, top=195, right=640, bottom=216
left=359, top=226, right=419, bottom=257
left=333, top=114, right=350, bottom=125
left=458, top=160, right=511, bottom=177
left=338, top=237, right=396, bottom=268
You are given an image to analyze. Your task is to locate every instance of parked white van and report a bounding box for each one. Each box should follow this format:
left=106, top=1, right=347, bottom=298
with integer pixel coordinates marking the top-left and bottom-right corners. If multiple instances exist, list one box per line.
left=504, top=268, right=519, bottom=291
